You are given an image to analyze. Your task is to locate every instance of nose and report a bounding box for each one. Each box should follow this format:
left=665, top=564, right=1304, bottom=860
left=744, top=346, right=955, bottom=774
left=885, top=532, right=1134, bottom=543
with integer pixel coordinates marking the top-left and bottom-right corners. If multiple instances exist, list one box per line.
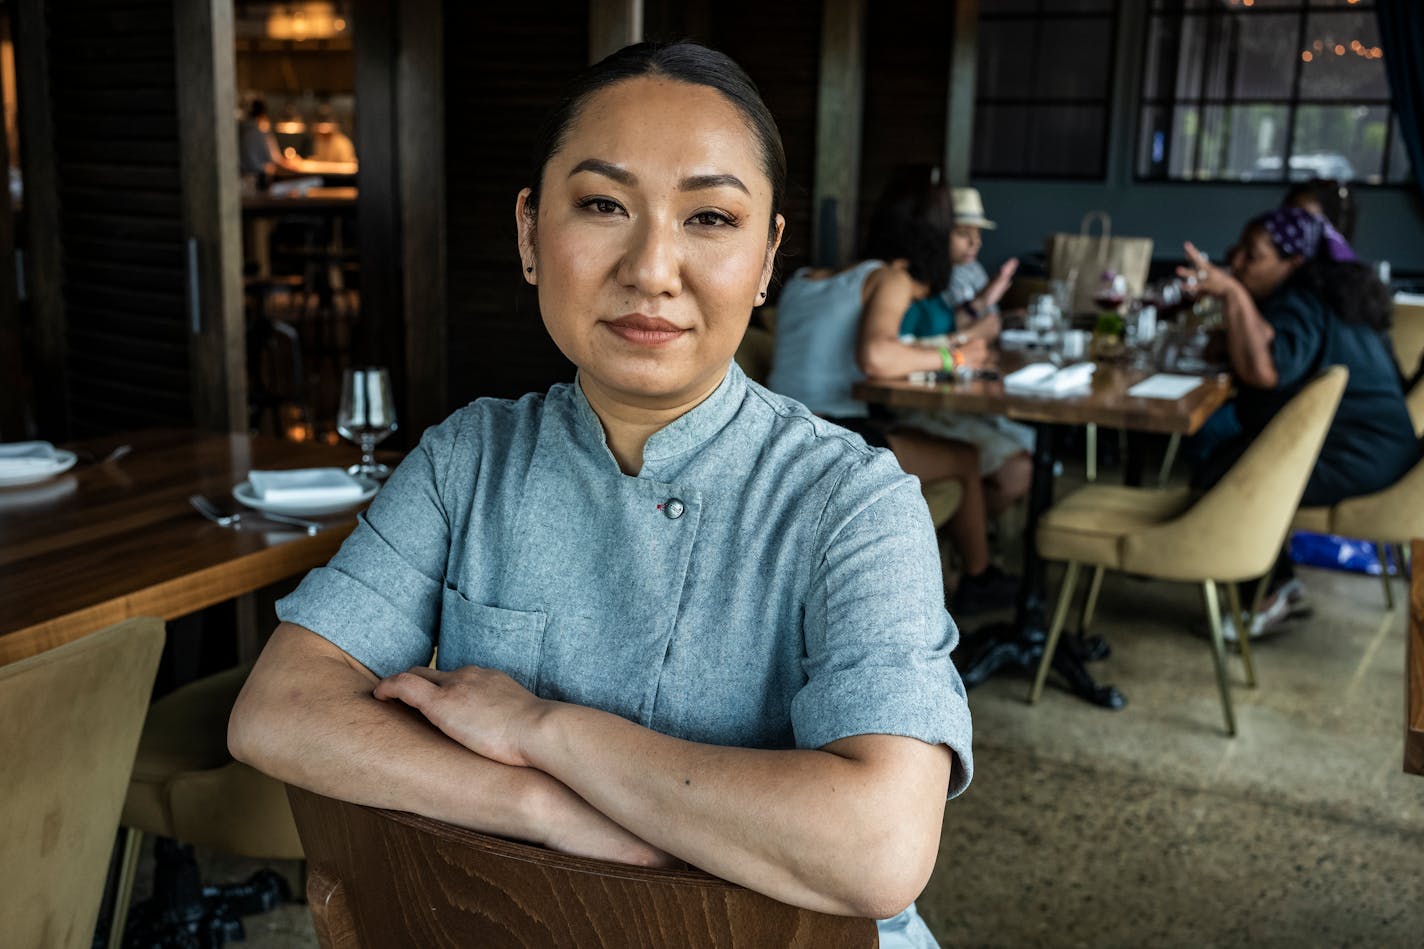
left=617, top=214, right=682, bottom=298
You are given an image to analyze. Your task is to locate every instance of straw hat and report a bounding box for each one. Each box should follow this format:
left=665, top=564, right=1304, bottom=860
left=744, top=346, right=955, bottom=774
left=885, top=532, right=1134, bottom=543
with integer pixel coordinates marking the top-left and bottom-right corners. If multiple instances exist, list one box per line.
left=952, top=188, right=996, bottom=229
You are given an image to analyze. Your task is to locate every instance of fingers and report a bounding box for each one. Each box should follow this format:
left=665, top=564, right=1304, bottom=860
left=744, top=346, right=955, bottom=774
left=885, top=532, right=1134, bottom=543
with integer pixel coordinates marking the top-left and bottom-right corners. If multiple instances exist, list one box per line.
left=373, top=668, right=443, bottom=707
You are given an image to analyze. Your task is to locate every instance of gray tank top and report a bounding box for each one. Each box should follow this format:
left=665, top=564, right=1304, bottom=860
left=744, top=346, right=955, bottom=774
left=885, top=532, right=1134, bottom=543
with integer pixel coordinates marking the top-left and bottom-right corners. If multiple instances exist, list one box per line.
left=768, top=260, right=884, bottom=418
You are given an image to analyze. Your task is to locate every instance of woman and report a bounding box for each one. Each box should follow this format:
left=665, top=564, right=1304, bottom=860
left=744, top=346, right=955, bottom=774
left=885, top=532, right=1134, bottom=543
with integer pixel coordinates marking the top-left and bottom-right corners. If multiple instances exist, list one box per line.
left=768, top=178, right=1018, bottom=614
left=895, top=184, right=1033, bottom=513
left=1184, top=206, right=1419, bottom=636
left=230, top=42, right=969, bottom=948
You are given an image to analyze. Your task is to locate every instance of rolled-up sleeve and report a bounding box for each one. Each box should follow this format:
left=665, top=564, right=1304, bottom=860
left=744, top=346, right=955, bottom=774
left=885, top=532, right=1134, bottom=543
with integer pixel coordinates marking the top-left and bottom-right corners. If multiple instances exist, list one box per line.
left=276, top=414, right=463, bottom=677
left=790, top=452, right=974, bottom=798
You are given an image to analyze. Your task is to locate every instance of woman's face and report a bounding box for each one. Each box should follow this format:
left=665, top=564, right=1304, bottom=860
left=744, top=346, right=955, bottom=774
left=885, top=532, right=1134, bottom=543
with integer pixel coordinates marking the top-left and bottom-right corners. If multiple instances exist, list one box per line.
left=517, top=76, right=783, bottom=411
left=949, top=225, right=981, bottom=265
left=1228, top=226, right=1301, bottom=301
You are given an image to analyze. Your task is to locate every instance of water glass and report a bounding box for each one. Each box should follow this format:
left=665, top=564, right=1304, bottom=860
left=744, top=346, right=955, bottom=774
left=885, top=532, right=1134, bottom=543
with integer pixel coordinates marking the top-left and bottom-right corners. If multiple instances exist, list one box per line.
left=337, top=367, right=397, bottom=480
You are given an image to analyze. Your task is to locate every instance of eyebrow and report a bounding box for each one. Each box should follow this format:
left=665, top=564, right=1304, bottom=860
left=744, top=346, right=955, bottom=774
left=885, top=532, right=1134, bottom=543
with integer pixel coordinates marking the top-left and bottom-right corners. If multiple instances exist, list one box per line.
left=568, top=158, right=751, bottom=196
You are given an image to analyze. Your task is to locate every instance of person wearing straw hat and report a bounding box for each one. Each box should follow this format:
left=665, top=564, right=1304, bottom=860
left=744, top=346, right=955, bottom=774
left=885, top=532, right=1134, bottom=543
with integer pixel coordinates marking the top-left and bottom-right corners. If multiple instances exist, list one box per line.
left=896, top=187, right=1034, bottom=514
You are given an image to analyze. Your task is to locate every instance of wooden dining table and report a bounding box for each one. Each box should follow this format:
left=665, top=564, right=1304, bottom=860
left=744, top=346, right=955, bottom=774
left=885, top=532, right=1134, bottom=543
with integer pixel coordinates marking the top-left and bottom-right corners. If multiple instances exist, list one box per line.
left=0, top=428, right=372, bottom=666
left=854, top=355, right=1233, bottom=707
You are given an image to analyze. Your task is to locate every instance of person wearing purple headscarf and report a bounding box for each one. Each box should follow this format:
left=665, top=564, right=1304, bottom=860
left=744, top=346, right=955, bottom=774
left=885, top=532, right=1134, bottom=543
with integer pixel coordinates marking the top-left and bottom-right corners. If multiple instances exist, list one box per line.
left=1179, top=207, right=1419, bottom=639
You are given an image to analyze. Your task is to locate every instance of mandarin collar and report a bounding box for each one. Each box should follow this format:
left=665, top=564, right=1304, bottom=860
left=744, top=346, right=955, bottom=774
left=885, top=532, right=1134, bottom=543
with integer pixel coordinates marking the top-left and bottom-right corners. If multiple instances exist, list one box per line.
left=570, top=363, right=747, bottom=474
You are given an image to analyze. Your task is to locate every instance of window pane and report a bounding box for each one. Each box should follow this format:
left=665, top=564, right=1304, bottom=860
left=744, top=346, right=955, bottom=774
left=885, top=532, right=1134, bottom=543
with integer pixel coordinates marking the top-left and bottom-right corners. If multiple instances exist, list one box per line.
left=1224, top=104, right=1291, bottom=179
left=1289, top=104, right=1388, bottom=182
left=1144, top=14, right=1210, bottom=102
left=1298, top=12, right=1388, bottom=100
left=1226, top=13, right=1298, bottom=99
left=1137, top=105, right=1172, bottom=177
left=978, top=21, right=1034, bottom=99
left=1386, top=116, right=1414, bottom=184
left=1033, top=18, right=1114, bottom=98
left=1141, top=103, right=1211, bottom=179
left=974, top=104, right=1030, bottom=176
left=974, top=104, right=1107, bottom=177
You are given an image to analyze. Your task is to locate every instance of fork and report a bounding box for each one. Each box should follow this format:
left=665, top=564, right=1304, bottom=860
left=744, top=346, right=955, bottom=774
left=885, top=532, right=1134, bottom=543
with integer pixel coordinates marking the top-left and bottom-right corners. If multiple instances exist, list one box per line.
left=189, top=494, right=322, bottom=535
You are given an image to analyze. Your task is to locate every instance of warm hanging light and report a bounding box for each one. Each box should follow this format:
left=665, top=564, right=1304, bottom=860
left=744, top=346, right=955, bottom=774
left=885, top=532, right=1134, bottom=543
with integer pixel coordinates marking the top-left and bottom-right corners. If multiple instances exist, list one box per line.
left=1301, top=51, right=1313, bottom=63
left=267, top=3, right=340, bottom=41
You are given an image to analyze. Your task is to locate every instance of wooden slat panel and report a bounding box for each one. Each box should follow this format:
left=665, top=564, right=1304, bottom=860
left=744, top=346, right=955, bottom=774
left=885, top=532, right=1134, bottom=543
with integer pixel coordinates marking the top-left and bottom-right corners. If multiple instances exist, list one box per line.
left=858, top=0, right=951, bottom=239
left=442, top=0, right=586, bottom=405
left=42, top=0, right=191, bottom=436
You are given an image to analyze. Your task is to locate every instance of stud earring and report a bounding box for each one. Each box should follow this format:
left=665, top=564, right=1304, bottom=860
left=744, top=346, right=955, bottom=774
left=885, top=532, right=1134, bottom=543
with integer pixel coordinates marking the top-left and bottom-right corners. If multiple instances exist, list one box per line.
left=758, top=290, right=766, bottom=299
left=526, top=266, right=534, bottom=273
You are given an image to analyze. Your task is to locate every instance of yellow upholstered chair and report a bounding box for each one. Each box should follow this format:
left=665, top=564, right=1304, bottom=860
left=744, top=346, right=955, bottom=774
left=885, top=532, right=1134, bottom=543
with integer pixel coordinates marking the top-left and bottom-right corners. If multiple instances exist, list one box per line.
left=1391, top=299, right=1424, bottom=380
left=1029, top=367, right=1349, bottom=735
left=921, top=478, right=963, bottom=531
left=110, top=663, right=304, bottom=945
left=1291, top=454, right=1424, bottom=610
left=0, top=618, right=164, bottom=949
left=1406, top=377, right=1424, bottom=439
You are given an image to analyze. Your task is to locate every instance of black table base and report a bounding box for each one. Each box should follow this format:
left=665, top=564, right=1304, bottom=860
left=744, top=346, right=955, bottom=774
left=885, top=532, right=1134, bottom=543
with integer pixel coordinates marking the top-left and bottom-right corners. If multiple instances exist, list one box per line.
left=954, top=421, right=1127, bottom=710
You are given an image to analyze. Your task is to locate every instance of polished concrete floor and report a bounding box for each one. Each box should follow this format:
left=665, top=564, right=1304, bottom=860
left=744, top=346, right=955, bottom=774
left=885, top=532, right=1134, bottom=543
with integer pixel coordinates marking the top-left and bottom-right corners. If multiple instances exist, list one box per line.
left=166, top=562, right=1423, bottom=948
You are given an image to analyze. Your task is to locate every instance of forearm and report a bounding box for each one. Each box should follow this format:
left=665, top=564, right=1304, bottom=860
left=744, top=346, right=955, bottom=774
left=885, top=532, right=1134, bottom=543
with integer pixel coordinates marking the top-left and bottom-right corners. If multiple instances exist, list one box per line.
left=859, top=336, right=950, bottom=379
left=1220, top=283, right=1277, bottom=387
left=525, top=704, right=948, bottom=918
left=229, top=625, right=658, bottom=864
left=957, top=310, right=1000, bottom=343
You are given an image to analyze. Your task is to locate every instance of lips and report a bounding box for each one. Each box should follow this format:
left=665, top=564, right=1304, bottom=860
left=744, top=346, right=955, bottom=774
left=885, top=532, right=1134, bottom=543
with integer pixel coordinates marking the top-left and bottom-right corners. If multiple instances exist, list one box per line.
left=602, top=313, right=688, bottom=345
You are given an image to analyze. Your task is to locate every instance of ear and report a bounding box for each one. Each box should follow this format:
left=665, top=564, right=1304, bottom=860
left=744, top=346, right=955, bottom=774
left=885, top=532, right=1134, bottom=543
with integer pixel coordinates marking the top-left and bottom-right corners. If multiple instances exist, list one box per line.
left=515, top=188, right=538, bottom=285
left=757, top=213, right=786, bottom=302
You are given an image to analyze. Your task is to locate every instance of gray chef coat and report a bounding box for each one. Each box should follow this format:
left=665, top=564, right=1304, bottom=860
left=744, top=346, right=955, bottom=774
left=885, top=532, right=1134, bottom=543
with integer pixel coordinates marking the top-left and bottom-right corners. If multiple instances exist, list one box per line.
left=277, top=362, right=973, bottom=793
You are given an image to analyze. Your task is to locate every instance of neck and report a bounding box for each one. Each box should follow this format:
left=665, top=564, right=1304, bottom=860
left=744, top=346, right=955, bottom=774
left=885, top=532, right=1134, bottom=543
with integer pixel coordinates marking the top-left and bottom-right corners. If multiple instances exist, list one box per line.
left=579, top=368, right=730, bottom=475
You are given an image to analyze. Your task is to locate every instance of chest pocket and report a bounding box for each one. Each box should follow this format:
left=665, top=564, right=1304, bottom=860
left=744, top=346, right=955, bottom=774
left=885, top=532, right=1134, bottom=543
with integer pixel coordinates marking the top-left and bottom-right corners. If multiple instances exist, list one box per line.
left=438, top=586, right=548, bottom=692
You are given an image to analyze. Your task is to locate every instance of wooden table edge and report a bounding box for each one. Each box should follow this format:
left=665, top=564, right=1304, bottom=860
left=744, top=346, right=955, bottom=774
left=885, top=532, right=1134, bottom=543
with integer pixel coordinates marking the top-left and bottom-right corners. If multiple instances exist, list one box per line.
left=0, top=524, right=353, bottom=665
left=1407, top=538, right=1423, bottom=776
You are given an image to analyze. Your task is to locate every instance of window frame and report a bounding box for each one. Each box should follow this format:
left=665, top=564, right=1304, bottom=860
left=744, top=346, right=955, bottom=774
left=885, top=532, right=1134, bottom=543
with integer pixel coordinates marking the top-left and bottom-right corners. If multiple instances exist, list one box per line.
left=1135, top=0, right=1407, bottom=187
left=971, top=0, right=1122, bottom=182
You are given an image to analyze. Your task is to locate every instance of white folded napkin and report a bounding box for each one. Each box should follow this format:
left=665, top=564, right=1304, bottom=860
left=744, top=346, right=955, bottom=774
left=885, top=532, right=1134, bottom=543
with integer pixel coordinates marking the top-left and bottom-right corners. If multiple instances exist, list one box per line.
left=1127, top=373, right=1203, bottom=400
left=1004, top=362, right=1096, bottom=396
left=0, top=441, right=60, bottom=474
left=248, top=467, right=365, bottom=503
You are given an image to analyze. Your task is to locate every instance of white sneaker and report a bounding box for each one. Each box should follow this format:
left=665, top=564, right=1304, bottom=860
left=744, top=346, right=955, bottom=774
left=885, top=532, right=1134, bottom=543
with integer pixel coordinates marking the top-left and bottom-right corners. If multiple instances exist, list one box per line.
left=1220, top=584, right=1299, bottom=643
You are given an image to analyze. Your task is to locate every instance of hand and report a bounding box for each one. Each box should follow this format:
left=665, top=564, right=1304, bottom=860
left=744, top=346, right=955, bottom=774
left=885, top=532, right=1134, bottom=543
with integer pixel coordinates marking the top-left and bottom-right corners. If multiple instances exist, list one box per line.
left=955, top=336, right=989, bottom=370
left=535, top=779, right=683, bottom=869
left=982, top=257, right=1019, bottom=307
left=1178, top=241, right=1235, bottom=298
left=374, top=665, right=546, bottom=767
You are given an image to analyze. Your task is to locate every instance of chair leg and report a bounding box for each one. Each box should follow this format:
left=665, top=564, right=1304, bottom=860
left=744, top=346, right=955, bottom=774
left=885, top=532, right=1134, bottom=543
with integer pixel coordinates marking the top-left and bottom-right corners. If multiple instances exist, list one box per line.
left=1378, top=541, right=1397, bottom=610
left=1201, top=581, right=1238, bottom=737
left=1224, top=582, right=1257, bottom=688
left=1085, top=424, right=1097, bottom=482
left=1158, top=433, right=1181, bottom=488
left=109, top=827, right=143, bottom=949
left=1029, top=562, right=1081, bottom=704
left=1080, top=565, right=1105, bottom=633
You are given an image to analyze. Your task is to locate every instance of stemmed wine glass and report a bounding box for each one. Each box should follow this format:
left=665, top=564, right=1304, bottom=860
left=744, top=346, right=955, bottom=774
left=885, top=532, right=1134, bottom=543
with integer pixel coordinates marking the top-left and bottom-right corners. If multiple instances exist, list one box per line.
left=337, top=367, right=397, bottom=480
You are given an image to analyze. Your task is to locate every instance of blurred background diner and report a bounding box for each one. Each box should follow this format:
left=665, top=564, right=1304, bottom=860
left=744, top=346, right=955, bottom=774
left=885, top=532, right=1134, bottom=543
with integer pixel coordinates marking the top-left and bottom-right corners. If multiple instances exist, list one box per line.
left=1, top=2, right=1422, bottom=948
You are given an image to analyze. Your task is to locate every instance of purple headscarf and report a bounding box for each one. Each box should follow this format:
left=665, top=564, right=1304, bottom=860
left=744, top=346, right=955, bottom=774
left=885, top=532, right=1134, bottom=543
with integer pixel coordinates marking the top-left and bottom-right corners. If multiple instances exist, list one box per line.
left=1251, top=206, right=1357, bottom=263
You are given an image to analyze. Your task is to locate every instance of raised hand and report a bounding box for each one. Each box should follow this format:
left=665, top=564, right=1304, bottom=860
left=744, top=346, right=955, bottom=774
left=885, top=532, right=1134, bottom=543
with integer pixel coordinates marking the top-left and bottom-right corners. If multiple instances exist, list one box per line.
left=1178, top=241, right=1234, bottom=297
left=983, top=257, right=1019, bottom=307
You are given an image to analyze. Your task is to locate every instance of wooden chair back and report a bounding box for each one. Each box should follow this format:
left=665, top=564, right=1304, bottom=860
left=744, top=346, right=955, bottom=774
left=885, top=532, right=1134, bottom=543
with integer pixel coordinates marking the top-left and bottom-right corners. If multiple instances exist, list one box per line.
left=0, top=618, right=164, bottom=949
left=287, top=786, right=878, bottom=948
left=1391, top=299, right=1424, bottom=382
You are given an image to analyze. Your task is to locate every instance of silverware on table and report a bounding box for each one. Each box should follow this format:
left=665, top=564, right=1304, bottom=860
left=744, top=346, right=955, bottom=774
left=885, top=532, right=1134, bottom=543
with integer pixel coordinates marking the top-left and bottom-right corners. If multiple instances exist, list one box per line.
left=76, top=444, right=132, bottom=465
left=188, top=494, right=322, bottom=535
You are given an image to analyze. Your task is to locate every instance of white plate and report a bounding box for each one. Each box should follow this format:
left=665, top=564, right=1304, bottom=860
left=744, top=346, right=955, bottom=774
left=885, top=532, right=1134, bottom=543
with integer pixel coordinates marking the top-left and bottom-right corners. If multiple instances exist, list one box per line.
left=233, top=476, right=379, bottom=516
left=0, top=449, right=77, bottom=487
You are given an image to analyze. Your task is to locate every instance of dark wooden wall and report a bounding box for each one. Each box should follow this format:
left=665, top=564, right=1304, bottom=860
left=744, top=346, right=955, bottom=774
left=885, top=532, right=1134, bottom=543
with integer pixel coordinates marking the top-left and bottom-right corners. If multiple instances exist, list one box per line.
left=441, top=0, right=587, bottom=408
left=22, top=0, right=192, bottom=436
left=646, top=0, right=822, bottom=296
left=858, top=0, right=952, bottom=249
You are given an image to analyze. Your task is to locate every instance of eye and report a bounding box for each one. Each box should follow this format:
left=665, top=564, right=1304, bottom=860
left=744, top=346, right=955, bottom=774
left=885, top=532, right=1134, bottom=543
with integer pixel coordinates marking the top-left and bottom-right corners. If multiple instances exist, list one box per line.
left=689, top=209, right=737, bottom=227
left=576, top=196, right=624, bottom=216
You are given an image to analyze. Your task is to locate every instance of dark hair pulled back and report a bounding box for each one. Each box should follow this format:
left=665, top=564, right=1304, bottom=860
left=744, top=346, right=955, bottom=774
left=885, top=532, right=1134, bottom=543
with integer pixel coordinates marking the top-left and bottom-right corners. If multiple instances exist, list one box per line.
left=1287, top=254, right=1392, bottom=332
left=525, top=40, right=786, bottom=242
left=861, top=165, right=954, bottom=294
left=1283, top=178, right=1357, bottom=243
